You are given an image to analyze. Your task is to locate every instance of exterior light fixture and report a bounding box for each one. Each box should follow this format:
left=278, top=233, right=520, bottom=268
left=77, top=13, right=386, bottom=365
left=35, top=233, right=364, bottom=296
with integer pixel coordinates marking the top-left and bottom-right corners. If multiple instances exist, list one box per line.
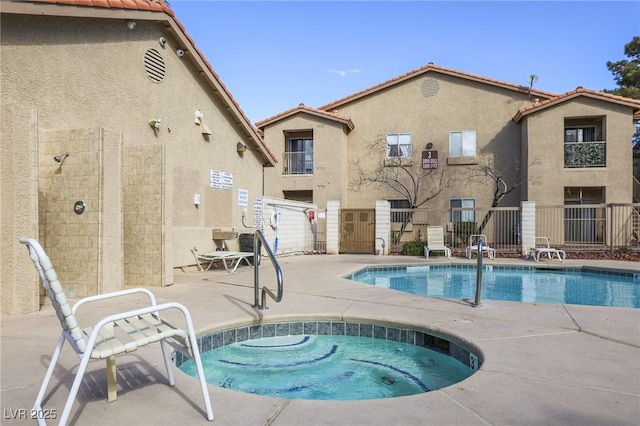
left=148, top=119, right=161, bottom=129
left=126, top=20, right=137, bottom=30
left=194, top=109, right=203, bottom=125
left=426, top=142, right=434, bottom=149
left=236, top=142, right=248, bottom=153
left=201, top=123, right=212, bottom=136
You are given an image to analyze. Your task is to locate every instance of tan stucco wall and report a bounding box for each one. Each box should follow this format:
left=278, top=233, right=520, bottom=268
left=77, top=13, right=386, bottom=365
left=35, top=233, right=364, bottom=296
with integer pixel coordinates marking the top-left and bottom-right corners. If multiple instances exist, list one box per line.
left=523, top=98, right=634, bottom=204
left=1, top=14, right=267, bottom=313
left=1, top=108, right=40, bottom=314
left=262, top=114, right=349, bottom=209
left=325, top=72, right=531, bottom=211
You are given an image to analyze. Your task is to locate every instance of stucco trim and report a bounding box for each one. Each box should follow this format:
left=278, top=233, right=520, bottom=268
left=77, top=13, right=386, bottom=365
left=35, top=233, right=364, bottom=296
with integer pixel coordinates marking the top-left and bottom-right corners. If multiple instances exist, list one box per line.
left=447, top=156, right=479, bottom=166
left=318, top=62, right=556, bottom=112
left=256, top=104, right=354, bottom=132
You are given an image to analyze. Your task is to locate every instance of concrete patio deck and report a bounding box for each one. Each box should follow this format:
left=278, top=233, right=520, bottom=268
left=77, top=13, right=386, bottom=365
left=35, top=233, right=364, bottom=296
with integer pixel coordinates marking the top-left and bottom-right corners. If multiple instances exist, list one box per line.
left=1, top=254, right=639, bottom=425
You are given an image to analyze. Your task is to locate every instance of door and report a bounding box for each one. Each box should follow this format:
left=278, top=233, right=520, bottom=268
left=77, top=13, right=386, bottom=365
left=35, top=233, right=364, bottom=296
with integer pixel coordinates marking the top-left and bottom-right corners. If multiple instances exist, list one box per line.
left=340, top=209, right=375, bottom=253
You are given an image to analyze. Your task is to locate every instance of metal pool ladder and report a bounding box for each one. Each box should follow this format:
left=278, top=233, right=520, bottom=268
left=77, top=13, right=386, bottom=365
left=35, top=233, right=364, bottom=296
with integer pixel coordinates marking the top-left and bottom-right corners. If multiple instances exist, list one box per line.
left=252, top=229, right=283, bottom=309
left=474, top=239, right=483, bottom=307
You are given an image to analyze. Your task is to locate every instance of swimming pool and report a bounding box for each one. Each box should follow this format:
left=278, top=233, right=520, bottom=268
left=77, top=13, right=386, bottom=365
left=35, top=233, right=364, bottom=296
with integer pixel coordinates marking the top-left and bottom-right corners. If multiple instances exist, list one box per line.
left=347, top=265, right=640, bottom=308
left=176, top=320, right=481, bottom=400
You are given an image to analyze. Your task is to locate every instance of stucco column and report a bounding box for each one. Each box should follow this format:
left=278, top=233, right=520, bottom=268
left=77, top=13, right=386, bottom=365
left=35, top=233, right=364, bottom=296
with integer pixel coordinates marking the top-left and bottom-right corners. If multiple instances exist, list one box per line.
left=326, top=200, right=340, bottom=254
left=375, top=200, right=391, bottom=255
left=521, top=201, right=536, bottom=257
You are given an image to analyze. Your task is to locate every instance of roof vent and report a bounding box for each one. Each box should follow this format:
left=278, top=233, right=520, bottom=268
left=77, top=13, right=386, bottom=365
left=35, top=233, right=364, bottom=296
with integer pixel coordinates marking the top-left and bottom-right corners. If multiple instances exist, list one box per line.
left=420, top=78, right=439, bottom=97
left=144, top=48, right=166, bottom=83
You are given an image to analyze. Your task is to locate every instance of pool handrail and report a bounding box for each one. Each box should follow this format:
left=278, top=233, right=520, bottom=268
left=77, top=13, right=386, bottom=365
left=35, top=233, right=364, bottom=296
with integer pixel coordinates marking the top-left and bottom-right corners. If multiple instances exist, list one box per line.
left=474, top=239, right=483, bottom=307
left=252, top=230, right=283, bottom=309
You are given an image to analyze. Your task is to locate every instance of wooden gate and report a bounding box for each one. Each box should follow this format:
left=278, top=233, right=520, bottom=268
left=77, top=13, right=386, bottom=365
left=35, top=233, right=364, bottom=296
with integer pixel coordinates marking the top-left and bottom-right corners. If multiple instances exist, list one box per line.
left=340, top=209, right=375, bottom=253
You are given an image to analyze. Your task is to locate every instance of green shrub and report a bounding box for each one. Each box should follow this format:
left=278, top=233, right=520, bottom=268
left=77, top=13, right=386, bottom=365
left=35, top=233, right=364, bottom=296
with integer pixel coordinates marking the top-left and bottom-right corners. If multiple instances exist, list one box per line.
left=401, top=239, right=427, bottom=256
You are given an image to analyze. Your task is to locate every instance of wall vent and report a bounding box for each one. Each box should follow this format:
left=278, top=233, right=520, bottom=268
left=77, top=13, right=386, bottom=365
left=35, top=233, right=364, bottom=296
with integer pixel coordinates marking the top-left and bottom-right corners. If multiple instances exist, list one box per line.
left=144, top=48, right=166, bottom=83
left=420, top=78, right=439, bottom=97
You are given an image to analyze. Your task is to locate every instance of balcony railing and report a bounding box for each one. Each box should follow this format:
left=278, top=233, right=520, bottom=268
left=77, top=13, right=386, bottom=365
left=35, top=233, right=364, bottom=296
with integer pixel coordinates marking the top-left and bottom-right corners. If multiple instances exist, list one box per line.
left=564, top=141, right=606, bottom=168
left=283, top=151, right=313, bottom=175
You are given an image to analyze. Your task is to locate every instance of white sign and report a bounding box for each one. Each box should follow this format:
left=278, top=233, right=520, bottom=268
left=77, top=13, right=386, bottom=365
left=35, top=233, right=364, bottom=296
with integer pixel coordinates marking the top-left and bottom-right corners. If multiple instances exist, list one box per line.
left=210, top=169, right=233, bottom=190
left=238, top=189, right=248, bottom=206
left=253, top=198, right=263, bottom=229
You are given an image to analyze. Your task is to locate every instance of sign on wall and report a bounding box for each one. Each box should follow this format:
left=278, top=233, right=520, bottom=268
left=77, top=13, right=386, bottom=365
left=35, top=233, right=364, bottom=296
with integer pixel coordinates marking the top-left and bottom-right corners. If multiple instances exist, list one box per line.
left=253, top=198, right=263, bottom=228
left=422, top=150, right=438, bottom=169
left=238, top=189, right=248, bottom=206
left=210, top=169, right=233, bottom=190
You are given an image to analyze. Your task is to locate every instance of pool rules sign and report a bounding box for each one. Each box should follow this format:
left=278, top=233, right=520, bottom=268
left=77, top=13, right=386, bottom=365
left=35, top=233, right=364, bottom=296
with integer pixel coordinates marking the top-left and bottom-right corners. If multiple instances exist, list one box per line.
left=422, top=150, right=438, bottom=169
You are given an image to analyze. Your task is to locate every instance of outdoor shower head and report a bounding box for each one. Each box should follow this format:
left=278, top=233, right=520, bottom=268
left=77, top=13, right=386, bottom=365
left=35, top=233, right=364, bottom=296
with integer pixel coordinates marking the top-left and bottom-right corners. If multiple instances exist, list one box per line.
left=53, top=152, right=69, bottom=163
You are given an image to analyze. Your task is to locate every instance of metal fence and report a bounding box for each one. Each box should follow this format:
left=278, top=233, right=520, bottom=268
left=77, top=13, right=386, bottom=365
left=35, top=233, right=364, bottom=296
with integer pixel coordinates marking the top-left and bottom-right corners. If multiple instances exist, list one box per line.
left=390, top=207, right=521, bottom=255
left=390, top=203, right=639, bottom=254
left=536, top=203, right=640, bottom=251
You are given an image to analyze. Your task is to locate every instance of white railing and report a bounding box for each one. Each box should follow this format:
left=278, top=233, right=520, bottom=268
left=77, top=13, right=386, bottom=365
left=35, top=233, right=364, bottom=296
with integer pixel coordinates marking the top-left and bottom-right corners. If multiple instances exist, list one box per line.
left=283, top=151, right=313, bottom=175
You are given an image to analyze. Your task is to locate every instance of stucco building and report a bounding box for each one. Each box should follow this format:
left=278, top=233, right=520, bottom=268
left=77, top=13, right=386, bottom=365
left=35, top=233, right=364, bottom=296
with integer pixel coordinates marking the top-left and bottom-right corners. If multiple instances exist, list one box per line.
left=257, top=63, right=640, bottom=252
left=1, top=0, right=277, bottom=314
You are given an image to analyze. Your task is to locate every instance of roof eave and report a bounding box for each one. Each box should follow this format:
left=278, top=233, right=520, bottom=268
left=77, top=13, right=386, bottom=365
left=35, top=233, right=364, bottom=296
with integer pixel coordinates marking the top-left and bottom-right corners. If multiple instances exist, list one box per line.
left=513, top=91, right=640, bottom=123
left=257, top=107, right=354, bottom=132
left=319, top=63, right=556, bottom=112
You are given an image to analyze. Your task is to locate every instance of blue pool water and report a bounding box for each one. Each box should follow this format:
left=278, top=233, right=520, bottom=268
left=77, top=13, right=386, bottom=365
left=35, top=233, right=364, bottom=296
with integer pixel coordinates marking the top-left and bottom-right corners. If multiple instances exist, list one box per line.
left=179, top=333, right=475, bottom=400
left=347, top=265, right=640, bottom=308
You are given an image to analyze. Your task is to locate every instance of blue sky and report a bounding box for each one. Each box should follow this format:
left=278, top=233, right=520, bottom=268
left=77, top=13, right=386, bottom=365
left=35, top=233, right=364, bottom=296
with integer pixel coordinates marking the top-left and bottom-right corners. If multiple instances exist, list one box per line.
left=170, top=1, right=639, bottom=123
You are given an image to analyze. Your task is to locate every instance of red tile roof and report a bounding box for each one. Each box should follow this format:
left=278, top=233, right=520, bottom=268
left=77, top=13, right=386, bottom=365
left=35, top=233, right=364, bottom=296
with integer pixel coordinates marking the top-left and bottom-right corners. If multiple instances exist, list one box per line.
left=318, top=62, right=558, bottom=112
left=25, top=0, right=171, bottom=13
left=513, top=86, right=640, bottom=122
left=256, top=103, right=354, bottom=131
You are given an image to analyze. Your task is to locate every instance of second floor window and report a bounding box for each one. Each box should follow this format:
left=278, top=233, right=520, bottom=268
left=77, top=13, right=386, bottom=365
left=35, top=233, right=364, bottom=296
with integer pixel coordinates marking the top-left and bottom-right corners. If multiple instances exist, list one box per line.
left=387, top=134, right=412, bottom=158
left=449, top=130, right=476, bottom=156
left=285, top=137, right=313, bottom=175
left=564, top=117, right=606, bottom=168
left=565, top=127, right=596, bottom=143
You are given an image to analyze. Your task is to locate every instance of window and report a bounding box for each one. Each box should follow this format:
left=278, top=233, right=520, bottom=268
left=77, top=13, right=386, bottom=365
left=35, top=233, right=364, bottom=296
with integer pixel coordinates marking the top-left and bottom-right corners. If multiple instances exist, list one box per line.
left=387, top=134, right=412, bottom=158
left=389, top=199, right=411, bottom=223
left=564, top=127, right=596, bottom=143
left=449, top=131, right=476, bottom=156
left=564, top=118, right=605, bottom=168
left=450, top=198, right=475, bottom=222
left=284, top=137, right=313, bottom=174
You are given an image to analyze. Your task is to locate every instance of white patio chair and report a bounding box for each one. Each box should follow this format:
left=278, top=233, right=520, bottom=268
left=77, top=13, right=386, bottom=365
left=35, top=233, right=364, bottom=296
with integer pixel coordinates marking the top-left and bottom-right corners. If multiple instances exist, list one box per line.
left=423, top=226, right=452, bottom=259
left=466, top=234, right=496, bottom=259
left=20, top=237, right=214, bottom=426
left=191, top=247, right=255, bottom=272
left=529, top=236, right=566, bottom=262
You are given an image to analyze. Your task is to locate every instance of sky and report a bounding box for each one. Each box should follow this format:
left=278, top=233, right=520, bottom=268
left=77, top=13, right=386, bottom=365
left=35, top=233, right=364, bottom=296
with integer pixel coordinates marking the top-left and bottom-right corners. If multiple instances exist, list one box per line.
left=169, top=1, right=640, bottom=124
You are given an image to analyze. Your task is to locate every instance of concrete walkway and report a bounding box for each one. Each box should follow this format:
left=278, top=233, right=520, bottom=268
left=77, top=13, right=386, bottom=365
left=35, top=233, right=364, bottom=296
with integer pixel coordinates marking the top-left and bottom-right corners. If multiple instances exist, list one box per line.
left=1, top=254, right=639, bottom=425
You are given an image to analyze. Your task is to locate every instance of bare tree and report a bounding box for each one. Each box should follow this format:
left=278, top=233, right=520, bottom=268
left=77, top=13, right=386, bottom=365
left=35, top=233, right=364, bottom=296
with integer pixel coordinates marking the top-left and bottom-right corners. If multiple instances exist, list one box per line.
left=350, top=134, right=448, bottom=240
left=463, top=156, right=528, bottom=233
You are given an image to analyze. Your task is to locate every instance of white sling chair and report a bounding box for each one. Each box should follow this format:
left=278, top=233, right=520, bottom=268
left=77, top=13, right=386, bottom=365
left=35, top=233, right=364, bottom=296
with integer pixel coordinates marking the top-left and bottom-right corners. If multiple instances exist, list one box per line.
left=20, top=237, right=213, bottom=425
left=424, top=226, right=452, bottom=259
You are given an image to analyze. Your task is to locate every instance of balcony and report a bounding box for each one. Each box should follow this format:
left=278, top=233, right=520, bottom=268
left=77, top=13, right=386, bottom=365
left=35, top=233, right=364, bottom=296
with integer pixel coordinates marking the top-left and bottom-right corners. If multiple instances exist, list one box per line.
left=564, top=141, right=606, bottom=168
left=283, top=151, right=313, bottom=175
